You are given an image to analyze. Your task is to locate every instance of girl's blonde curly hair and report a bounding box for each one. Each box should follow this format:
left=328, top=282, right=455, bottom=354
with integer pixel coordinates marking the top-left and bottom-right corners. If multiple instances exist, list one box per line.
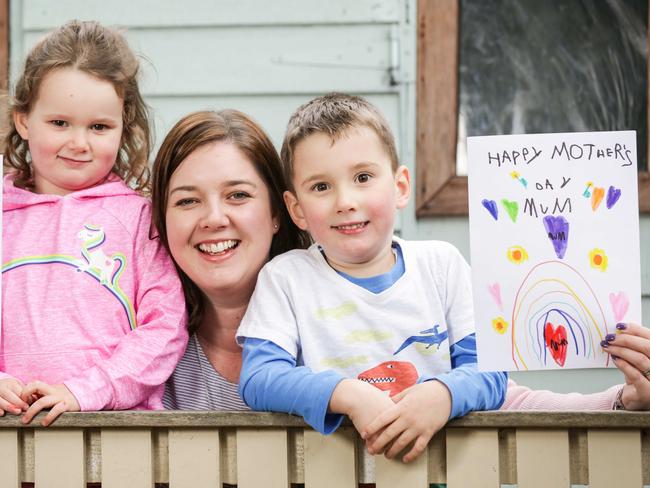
left=3, top=20, right=151, bottom=192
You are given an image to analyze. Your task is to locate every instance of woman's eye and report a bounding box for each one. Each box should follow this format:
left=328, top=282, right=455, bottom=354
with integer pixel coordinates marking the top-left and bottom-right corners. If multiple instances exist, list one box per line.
left=312, top=182, right=329, bottom=192
left=356, top=173, right=372, bottom=183
left=229, top=191, right=251, bottom=201
left=175, top=198, right=197, bottom=207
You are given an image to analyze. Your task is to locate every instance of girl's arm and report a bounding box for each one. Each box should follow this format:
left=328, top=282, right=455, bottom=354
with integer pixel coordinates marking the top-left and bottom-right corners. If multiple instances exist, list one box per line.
left=240, top=337, right=345, bottom=434
left=63, top=209, right=188, bottom=411
left=501, top=380, right=619, bottom=410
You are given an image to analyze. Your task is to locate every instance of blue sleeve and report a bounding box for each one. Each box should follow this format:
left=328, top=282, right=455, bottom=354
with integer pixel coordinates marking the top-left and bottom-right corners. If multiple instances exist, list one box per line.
left=429, top=333, right=508, bottom=419
left=239, top=337, right=346, bottom=434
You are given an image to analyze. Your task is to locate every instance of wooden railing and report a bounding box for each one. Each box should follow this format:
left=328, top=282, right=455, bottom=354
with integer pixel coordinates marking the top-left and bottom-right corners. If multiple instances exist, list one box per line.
left=0, top=411, right=648, bottom=487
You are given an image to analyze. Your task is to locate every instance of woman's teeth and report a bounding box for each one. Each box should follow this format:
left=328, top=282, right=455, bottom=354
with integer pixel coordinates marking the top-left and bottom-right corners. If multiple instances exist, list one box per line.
left=197, top=240, right=238, bottom=254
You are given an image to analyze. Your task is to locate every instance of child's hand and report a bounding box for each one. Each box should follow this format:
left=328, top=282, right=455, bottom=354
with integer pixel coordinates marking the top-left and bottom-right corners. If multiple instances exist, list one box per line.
left=364, top=380, right=451, bottom=463
left=20, top=382, right=80, bottom=426
left=0, top=378, right=29, bottom=415
left=329, top=379, right=394, bottom=435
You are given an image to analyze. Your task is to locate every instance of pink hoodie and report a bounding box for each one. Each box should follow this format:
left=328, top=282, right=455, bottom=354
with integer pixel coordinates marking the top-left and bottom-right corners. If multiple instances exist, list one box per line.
left=1, top=174, right=188, bottom=411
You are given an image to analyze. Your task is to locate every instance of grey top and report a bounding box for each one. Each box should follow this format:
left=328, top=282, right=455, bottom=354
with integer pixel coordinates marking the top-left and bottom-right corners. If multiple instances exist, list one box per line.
left=163, top=333, right=249, bottom=411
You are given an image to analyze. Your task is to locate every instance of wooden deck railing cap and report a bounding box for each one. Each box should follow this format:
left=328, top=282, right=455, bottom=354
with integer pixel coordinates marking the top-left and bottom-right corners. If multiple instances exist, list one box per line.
left=0, top=410, right=648, bottom=429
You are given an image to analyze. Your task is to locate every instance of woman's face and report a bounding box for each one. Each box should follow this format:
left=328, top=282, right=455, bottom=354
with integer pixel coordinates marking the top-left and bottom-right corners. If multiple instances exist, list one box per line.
left=165, top=141, right=278, bottom=303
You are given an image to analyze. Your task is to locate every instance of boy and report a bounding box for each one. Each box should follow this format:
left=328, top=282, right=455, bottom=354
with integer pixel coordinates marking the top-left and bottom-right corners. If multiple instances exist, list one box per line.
left=237, top=93, right=506, bottom=463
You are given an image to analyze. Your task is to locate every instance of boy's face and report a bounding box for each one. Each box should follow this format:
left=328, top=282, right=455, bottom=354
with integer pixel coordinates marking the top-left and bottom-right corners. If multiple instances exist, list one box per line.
left=284, top=126, right=410, bottom=277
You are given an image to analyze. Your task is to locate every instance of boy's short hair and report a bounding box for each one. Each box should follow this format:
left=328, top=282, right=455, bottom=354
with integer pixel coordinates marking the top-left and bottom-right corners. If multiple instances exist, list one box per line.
left=280, top=93, right=399, bottom=191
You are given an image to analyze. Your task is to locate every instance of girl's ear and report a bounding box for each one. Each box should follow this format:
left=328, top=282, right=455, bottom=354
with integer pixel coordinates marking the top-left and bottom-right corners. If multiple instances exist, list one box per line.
left=283, top=191, right=308, bottom=231
left=394, top=165, right=411, bottom=210
left=13, top=112, right=29, bottom=140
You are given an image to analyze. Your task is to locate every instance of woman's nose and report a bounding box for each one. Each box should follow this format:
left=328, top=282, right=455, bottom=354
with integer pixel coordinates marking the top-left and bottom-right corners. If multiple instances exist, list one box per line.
left=199, top=202, right=229, bottom=229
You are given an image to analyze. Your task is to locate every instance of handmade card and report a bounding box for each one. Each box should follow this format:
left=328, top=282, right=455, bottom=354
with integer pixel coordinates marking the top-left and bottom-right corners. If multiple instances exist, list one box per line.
left=467, top=131, right=641, bottom=371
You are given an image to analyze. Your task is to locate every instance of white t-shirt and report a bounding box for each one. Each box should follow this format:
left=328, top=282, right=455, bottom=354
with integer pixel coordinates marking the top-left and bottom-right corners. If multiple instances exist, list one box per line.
left=237, top=237, right=475, bottom=395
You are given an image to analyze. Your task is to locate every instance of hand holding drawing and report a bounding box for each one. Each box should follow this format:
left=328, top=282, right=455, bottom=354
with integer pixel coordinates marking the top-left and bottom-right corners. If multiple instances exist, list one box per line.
left=363, top=380, right=451, bottom=463
left=0, top=378, right=29, bottom=415
left=602, top=322, right=650, bottom=410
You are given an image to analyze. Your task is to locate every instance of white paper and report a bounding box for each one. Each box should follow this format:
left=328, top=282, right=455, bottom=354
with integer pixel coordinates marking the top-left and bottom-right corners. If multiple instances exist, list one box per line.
left=467, top=131, right=641, bottom=371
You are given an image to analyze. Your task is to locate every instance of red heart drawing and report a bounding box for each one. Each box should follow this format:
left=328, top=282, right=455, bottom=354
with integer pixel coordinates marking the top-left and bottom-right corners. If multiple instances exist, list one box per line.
left=545, top=322, right=568, bottom=367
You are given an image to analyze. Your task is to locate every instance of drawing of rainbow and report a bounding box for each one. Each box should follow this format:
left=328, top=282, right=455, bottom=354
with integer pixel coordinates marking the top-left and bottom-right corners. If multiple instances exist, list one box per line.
left=510, top=260, right=609, bottom=370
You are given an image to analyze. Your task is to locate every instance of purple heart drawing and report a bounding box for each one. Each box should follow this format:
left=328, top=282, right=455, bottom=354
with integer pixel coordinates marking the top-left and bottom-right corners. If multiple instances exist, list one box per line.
left=543, top=215, right=569, bottom=259
left=606, top=186, right=621, bottom=209
left=482, top=199, right=498, bottom=220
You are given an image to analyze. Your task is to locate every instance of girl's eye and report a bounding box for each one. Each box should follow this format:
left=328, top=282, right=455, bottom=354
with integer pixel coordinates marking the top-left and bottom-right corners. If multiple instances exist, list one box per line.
left=311, top=182, right=329, bottom=192
left=50, top=120, right=67, bottom=127
left=356, top=172, right=372, bottom=183
left=91, top=123, right=108, bottom=131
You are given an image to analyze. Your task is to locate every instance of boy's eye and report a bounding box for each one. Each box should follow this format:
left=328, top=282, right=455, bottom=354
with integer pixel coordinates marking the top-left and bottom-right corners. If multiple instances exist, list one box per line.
left=356, top=172, right=372, bottom=183
left=50, top=120, right=67, bottom=127
left=311, top=182, right=329, bottom=192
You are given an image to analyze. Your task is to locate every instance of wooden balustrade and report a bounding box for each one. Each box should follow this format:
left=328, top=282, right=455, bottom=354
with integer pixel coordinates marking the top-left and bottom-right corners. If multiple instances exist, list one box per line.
left=0, top=411, right=648, bottom=487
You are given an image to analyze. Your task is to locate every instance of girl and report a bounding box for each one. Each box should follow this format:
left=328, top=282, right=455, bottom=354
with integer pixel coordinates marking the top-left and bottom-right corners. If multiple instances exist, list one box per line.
left=0, top=20, right=188, bottom=426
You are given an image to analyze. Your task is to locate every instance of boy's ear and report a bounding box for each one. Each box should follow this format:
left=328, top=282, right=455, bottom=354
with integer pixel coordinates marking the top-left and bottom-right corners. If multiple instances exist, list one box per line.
left=394, top=165, right=411, bottom=210
left=283, top=190, right=309, bottom=230
left=13, top=112, right=29, bottom=140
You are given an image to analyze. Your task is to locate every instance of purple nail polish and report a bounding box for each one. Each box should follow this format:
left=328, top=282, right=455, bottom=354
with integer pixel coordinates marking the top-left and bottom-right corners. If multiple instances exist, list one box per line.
left=605, top=333, right=616, bottom=342
left=616, top=323, right=627, bottom=330
left=600, top=340, right=608, bottom=348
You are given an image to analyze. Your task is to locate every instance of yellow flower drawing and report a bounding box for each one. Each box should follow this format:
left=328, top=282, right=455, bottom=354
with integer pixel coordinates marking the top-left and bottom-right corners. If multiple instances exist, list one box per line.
left=507, top=245, right=528, bottom=264
left=589, top=248, right=608, bottom=272
left=492, top=316, right=509, bottom=335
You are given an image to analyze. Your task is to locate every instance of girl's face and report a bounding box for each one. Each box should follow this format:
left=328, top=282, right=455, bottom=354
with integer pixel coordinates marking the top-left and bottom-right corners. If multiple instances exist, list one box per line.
left=165, top=141, right=279, bottom=304
left=14, top=68, right=124, bottom=195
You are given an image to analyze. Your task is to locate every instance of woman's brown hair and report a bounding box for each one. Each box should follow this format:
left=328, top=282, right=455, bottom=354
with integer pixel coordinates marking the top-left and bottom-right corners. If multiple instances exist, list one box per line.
left=151, top=110, right=311, bottom=333
left=3, top=20, right=151, bottom=192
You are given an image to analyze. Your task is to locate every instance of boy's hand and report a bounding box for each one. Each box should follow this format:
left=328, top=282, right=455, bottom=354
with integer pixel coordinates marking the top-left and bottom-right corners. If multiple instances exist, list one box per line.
left=364, top=380, right=451, bottom=463
left=20, top=382, right=80, bottom=426
left=329, top=379, right=394, bottom=435
left=0, top=378, right=29, bottom=415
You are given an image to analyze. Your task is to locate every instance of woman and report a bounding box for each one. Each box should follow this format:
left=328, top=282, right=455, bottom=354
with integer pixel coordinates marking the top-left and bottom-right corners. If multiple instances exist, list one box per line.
left=151, top=110, right=308, bottom=410
left=151, top=109, right=650, bottom=412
